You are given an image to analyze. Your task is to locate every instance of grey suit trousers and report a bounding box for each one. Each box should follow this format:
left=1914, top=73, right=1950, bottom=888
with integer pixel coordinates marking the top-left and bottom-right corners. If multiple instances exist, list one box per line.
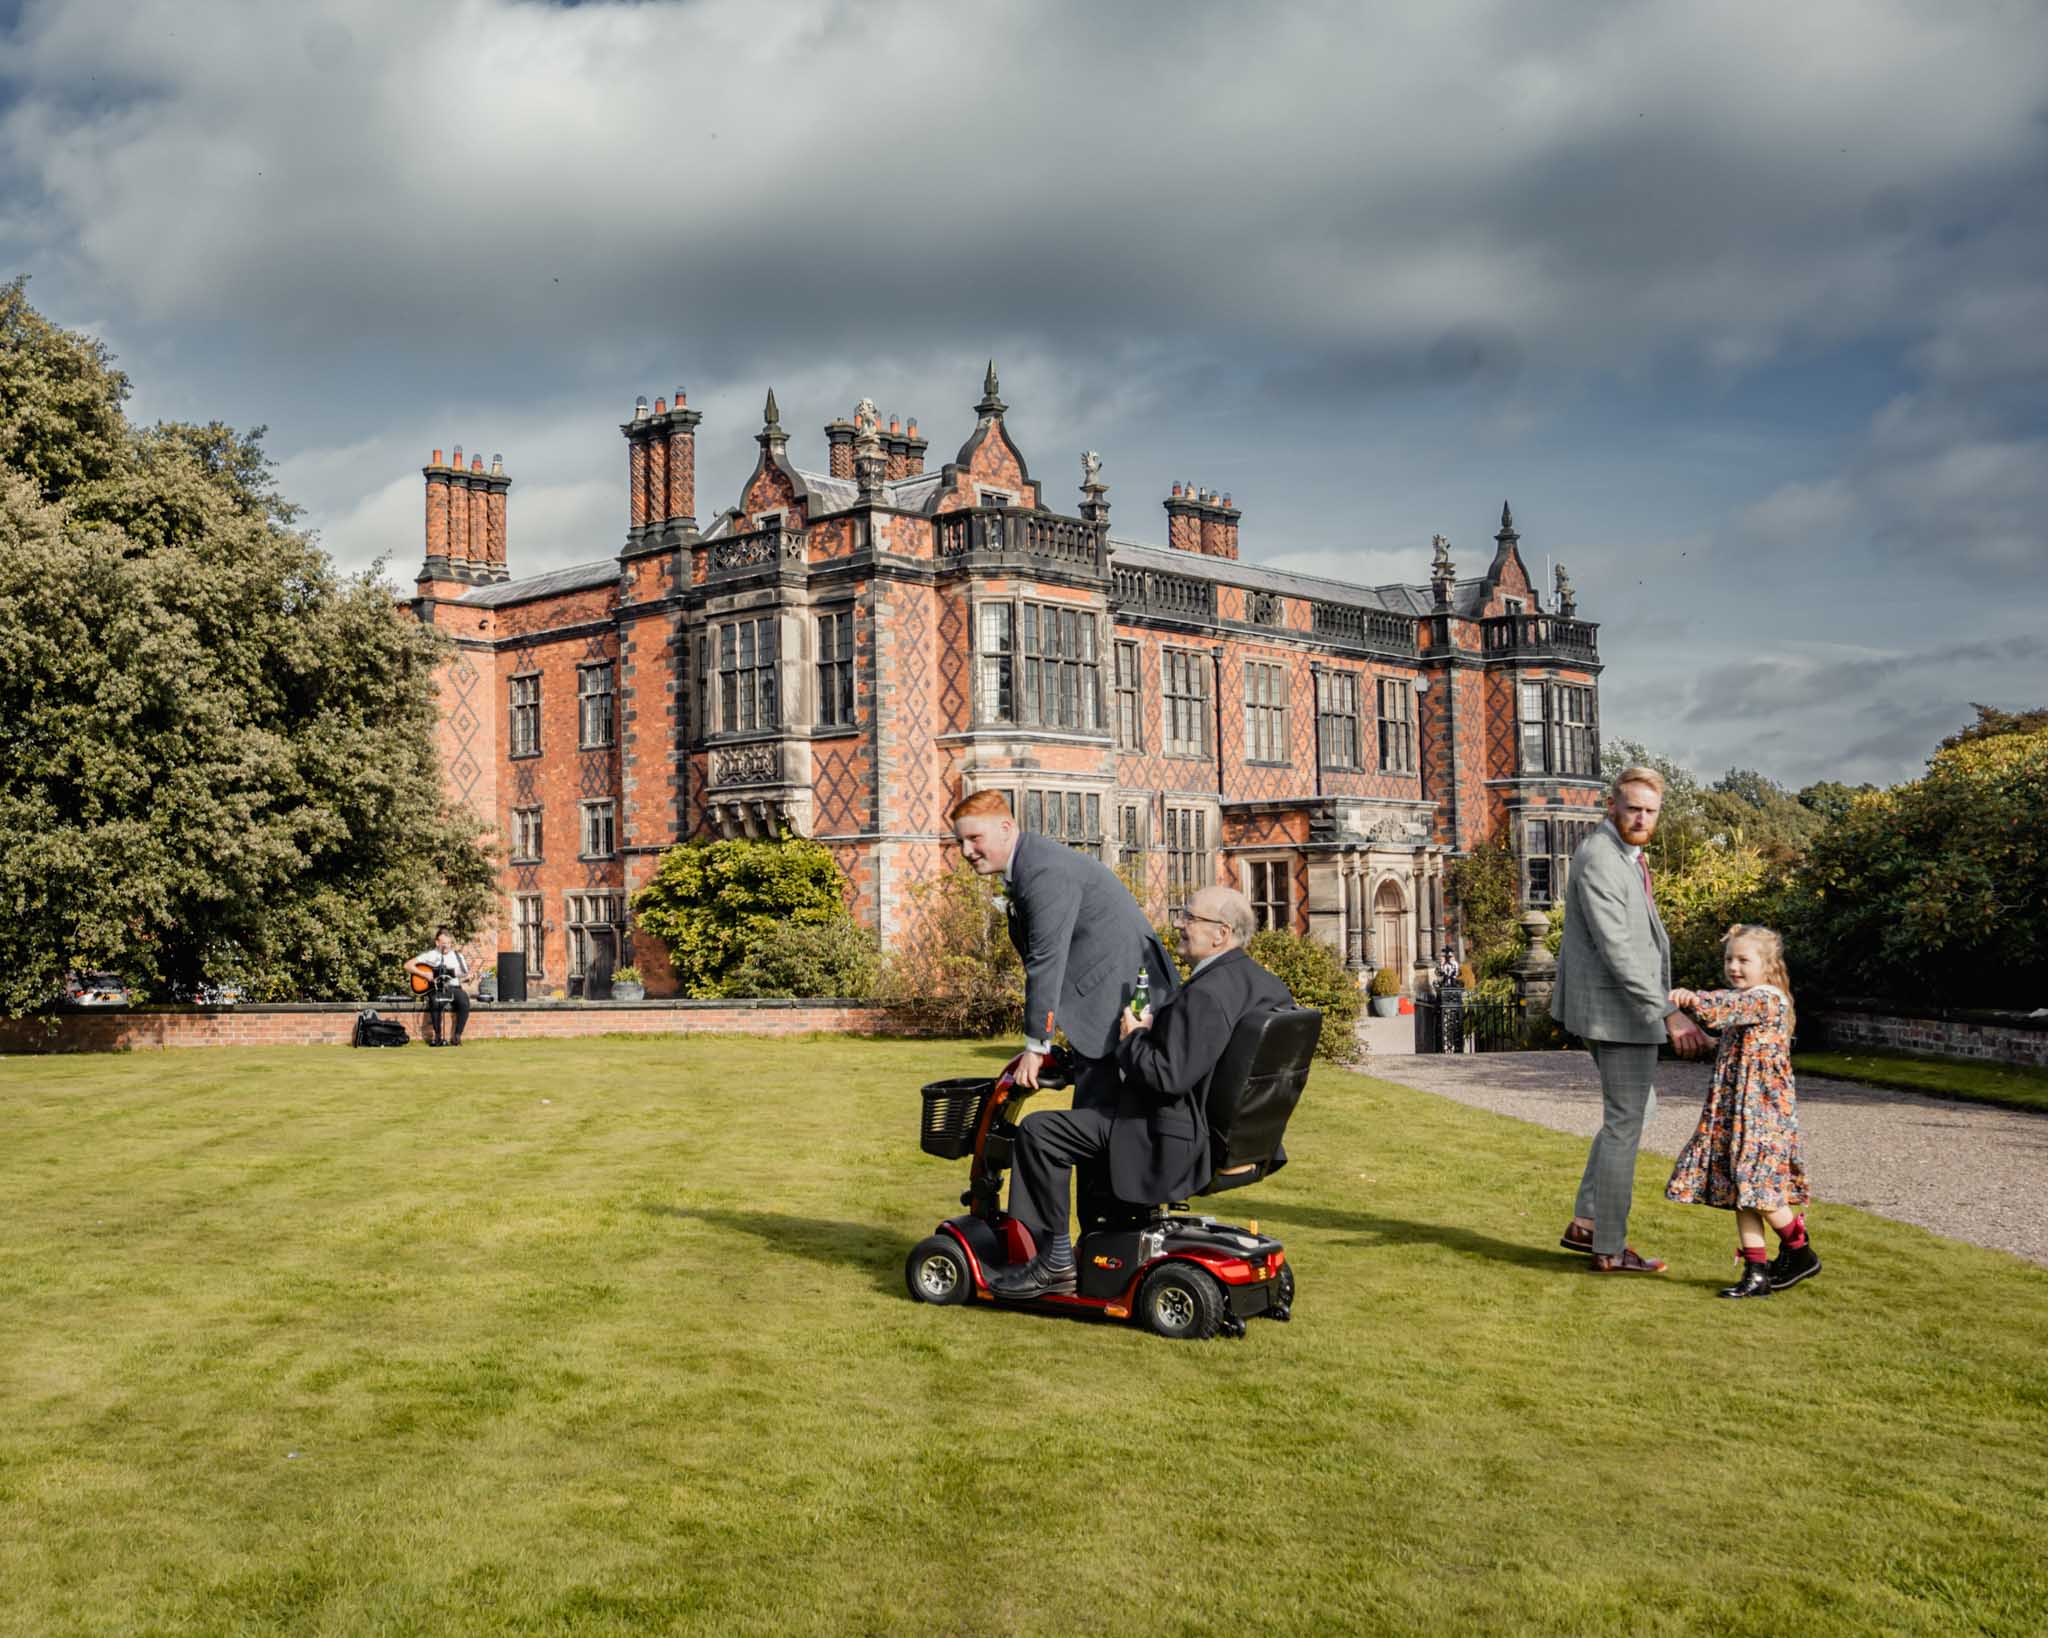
left=1573, top=1040, right=1660, bottom=1256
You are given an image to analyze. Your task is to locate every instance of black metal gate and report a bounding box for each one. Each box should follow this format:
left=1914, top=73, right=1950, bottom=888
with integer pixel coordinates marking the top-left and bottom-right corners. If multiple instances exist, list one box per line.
left=1413, top=987, right=1532, bottom=1053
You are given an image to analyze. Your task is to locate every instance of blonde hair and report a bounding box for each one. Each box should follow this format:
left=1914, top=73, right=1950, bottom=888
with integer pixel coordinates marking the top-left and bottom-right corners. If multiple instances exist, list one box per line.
left=1723, top=924, right=1795, bottom=1031
left=1609, top=765, right=1666, bottom=800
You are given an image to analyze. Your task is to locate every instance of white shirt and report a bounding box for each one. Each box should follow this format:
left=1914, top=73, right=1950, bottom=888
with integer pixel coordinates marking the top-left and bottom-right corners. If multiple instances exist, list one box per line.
left=415, top=948, right=470, bottom=981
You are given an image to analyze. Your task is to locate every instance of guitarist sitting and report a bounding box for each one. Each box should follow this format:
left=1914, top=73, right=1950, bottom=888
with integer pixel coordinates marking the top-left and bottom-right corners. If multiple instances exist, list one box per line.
left=406, top=928, right=472, bottom=1048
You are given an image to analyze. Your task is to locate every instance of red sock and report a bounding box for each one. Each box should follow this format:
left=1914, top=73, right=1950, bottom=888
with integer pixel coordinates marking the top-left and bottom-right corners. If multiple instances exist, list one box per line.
left=1741, top=1246, right=1768, bottom=1264
left=1776, top=1215, right=1808, bottom=1249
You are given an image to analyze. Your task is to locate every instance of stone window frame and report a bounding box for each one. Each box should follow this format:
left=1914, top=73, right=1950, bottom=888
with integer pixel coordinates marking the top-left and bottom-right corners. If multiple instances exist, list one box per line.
left=1316, top=670, right=1363, bottom=771
left=510, top=805, right=543, bottom=864
left=1523, top=812, right=1600, bottom=908
left=1518, top=680, right=1598, bottom=777
left=1018, top=786, right=1106, bottom=857
left=1161, top=645, right=1211, bottom=759
left=579, top=799, right=617, bottom=861
left=815, top=606, right=856, bottom=729
left=716, top=613, right=779, bottom=735
left=1376, top=675, right=1415, bottom=774
left=1163, top=801, right=1216, bottom=911
left=1113, top=638, right=1143, bottom=751
left=564, top=890, right=627, bottom=980
left=508, top=672, right=541, bottom=760
left=514, top=893, right=545, bottom=980
left=1241, top=854, right=1292, bottom=932
left=578, top=660, right=617, bottom=750
left=1243, top=659, right=1290, bottom=765
left=973, top=596, right=1103, bottom=733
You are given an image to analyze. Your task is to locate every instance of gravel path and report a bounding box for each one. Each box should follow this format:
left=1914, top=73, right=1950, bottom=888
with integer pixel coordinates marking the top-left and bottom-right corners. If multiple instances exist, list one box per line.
left=1371, top=1051, right=2048, bottom=1267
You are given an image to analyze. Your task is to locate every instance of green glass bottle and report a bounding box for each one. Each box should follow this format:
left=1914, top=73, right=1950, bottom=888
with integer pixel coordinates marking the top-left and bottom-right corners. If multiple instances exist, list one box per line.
left=1129, top=967, right=1150, bottom=1018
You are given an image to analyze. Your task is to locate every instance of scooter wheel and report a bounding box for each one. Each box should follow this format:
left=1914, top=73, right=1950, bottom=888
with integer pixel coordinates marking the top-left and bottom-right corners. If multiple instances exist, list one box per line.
left=1136, top=1261, right=1224, bottom=1341
left=905, top=1236, right=972, bottom=1306
left=1266, top=1262, right=1296, bottom=1320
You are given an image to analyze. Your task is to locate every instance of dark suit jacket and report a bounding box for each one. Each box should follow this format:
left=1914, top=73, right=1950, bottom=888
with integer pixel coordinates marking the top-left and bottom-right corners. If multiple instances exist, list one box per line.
left=1110, top=947, right=1293, bottom=1204
left=1006, top=831, right=1179, bottom=1061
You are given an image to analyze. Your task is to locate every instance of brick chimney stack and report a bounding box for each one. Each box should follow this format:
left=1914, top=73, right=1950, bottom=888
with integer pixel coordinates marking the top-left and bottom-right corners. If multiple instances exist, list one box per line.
left=420, top=444, right=511, bottom=586
left=903, top=417, right=926, bottom=477
left=825, top=416, right=856, bottom=479
left=621, top=385, right=702, bottom=551
left=1162, top=483, right=1240, bottom=560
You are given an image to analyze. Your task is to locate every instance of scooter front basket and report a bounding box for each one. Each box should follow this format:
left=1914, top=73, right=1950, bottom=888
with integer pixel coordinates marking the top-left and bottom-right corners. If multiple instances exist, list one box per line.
left=919, top=1077, right=998, bottom=1160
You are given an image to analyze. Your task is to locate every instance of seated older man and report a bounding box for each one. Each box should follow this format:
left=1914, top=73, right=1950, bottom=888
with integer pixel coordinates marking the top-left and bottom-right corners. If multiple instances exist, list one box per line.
left=990, top=885, right=1294, bottom=1299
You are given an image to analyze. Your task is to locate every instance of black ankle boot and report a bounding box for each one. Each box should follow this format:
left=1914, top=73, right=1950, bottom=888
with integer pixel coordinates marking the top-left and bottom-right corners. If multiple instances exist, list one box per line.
left=1768, top=1238, right=1821, bottom=1290
left=1719, top=1261, right=1773, bottom=1299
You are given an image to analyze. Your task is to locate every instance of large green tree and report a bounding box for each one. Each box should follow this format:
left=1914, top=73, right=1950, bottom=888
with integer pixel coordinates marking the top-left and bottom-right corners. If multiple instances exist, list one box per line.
left=0, top=280, right=495, bottom=1013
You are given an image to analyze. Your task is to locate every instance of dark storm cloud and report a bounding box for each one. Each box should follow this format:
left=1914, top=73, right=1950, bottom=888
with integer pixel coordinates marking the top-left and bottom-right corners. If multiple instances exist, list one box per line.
left=4, top=0, right=2045, bottom=784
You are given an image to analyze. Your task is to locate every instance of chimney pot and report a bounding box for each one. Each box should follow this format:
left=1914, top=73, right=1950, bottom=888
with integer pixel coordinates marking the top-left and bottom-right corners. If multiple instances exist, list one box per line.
left=654, top=396, right=667, bottom=415
left=452, top=445, right=463, bottom=467
left=432, top=449, right=443, bottom=466
left=471, top=454, right=484, bottom=472
left=889, top=415, right=901, bottom=435
left=491, top=454, right=504, bottom=475
left=675, top=386, right=686, bottom=406
left=635, top=396, right=649, bottom=419
left=907, top=418, right=918, bottom=436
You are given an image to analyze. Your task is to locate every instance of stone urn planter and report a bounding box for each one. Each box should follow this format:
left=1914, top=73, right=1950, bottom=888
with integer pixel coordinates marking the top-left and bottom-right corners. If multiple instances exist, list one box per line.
left=1370, top=995, right=1400, bottom=1017
left=1367, top=968, right=1403, bottom=1017
left=610, top=968, right=646, bottom=1002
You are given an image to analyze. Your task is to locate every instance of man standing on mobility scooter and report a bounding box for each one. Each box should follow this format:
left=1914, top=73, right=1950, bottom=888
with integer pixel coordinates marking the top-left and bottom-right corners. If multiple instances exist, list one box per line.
left=993, top=885, right=1293, bottom=1299
left=949, top=793, right=1180, bottom=1271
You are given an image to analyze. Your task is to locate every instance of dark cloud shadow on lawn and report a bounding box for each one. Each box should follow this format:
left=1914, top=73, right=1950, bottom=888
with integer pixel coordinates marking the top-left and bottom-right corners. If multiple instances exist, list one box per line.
left=641, top=1204, right=907, bottom=1297
left=1251, top=1201, right=1572, bottom=1272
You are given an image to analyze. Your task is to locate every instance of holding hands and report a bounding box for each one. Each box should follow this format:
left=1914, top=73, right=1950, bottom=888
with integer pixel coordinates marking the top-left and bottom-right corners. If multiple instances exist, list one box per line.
left=1665, top=988, right=1713, bottom=1057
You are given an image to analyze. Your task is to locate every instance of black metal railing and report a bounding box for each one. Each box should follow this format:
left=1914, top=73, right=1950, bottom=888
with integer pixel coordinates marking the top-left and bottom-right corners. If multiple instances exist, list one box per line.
left=1310, top=599, right=1420, bottom=656
left=1413, top=987, right=1536, bottom=1053
left=1481, top=614, right=1599, bottom=662
left=1111, top=564, right=1218, bottom=622
left=935, top=506, right=1106, bottom=570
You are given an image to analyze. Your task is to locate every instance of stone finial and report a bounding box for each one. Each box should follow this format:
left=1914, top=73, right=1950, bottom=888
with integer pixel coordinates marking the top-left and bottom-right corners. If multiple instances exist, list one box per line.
left=853, top=397, right=880, bottom=443
left=1081, top=450, right=1101, bottom=487
left=1554, top=561, right=1577, bottom=617
left=1498, top=500, right=1517, bottom=537
left=762, top=388, right=781, bottom=431
left=977, top=358, right=1005, bottom=416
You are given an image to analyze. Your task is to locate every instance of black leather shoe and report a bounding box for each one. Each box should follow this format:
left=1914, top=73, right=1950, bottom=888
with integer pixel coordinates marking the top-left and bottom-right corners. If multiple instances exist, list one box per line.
left=1768, top=1240, right=1821, bottom=1290
left=988, top=1257, right=1077, bottom=1299
left=1719, top=1262, right=1773, bottom=1299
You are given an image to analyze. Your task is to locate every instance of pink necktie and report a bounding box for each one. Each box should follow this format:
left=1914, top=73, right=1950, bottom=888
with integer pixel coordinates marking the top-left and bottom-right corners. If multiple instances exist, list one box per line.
left=1639, top=855, right=1654, bottom=898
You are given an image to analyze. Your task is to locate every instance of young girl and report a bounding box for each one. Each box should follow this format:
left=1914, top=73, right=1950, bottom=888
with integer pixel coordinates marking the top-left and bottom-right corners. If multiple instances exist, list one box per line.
left=1664, top=925, right=1819, bottom=1299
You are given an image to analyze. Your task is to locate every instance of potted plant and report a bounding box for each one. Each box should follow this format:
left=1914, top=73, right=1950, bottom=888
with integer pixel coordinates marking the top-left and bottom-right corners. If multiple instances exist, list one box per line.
left=1368, top=965, right=1403, bottom=1017
left=610, top=965, right=646, bottom=1002
left=477, top=966, right=497, bottom=1003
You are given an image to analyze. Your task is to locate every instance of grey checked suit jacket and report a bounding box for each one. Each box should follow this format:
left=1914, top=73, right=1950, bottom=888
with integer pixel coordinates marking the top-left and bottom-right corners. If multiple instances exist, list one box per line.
left=1006, top=831, right=1180, bottom=1061
left=1550, top=821, right=1675, bottom=1046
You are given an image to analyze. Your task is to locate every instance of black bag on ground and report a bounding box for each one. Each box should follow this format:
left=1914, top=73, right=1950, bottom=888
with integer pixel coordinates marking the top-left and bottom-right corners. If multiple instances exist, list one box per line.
left=352, top=1009, right=410, bottom=1048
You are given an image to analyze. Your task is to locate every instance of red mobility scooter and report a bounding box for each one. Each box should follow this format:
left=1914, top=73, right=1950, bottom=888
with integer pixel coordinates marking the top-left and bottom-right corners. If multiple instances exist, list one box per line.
left=904, top=1007, right=1321, bottom=1340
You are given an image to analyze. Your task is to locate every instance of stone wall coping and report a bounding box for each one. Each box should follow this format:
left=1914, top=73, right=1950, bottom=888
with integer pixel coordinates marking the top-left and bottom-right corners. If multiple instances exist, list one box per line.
left=32, top=997, right=892, bottom=1019
left=1813, top=998, right=2048, bottom=1033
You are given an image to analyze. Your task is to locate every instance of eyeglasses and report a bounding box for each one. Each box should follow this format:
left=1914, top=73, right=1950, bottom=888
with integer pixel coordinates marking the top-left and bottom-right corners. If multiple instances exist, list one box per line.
left=1170, top=909, right=1226, bottom=930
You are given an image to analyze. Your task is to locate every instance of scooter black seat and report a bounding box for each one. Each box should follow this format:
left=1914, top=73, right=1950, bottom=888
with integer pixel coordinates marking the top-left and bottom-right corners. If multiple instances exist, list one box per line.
left=1194, top=1004, right=1320, bottom=1195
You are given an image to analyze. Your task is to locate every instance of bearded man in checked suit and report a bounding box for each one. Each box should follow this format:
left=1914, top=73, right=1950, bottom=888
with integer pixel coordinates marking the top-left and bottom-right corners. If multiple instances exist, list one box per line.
left=1551, top=765, right=1713, bottom=1274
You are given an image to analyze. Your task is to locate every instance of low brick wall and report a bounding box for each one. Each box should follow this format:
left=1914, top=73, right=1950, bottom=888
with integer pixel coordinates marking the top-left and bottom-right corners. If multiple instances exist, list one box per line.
left=0, top=999, right=929, bottom=1054
left=1807, top=1001, right=2048, bottom=1071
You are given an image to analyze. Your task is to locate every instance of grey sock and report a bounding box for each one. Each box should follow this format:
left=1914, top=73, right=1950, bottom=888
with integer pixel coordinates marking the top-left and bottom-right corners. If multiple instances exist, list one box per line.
left=1043, top=1232, right=1074, bottom=1269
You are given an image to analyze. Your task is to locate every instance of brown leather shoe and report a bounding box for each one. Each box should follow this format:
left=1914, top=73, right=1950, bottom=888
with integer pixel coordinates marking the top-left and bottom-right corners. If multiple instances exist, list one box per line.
left=1588, top=1247, right=1668, bottom=1274
left=1558, top=1221, right=1596, bottom=1256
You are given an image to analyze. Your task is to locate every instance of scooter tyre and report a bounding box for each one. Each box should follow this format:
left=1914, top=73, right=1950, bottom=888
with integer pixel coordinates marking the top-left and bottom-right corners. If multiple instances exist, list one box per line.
left=1136, top=1261, right=1224, bottom=1341
left=905, top=1235, right=973, bottom=1306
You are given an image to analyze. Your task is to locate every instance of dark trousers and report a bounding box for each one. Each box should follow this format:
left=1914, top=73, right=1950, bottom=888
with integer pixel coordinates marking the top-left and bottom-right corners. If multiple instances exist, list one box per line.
left=1008, top=1105, right=1114, bottom=1245
left=427, top=986, right=470, bottom=1044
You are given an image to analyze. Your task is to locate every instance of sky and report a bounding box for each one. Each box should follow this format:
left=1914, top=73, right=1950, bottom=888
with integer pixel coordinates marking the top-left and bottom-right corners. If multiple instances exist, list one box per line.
left=3, top=0, right=2043, bottom=789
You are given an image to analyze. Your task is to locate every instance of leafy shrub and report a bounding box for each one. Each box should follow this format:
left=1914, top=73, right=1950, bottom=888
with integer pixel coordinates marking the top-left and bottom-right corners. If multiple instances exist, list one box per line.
left=1245, top=929, right=1362, bottom=1062
left=1368, top=965, right=1402, bottom=998
left=609, top=965, right=643, bottom=985
left=632, top=834, right=855, bottom=999
left=875, top=860, right=1023, bottom=1036
left=1651, top=841, right=1784, bottom=990
left=1446, top=839, right=1520, bottom=977
left=729, top=920, right=879, bottom=1000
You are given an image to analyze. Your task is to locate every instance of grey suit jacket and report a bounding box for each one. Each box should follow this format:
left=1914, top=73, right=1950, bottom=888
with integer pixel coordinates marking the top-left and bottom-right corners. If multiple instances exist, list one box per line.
left=1006, top=831, right=1180, bottom=1061
left=1551, top=821, right=1675, bottom=1046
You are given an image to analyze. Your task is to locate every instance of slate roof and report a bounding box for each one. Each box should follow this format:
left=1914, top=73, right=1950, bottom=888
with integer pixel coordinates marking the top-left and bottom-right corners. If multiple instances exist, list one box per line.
left=795, top=468, right=945, bottom=516
left=457, top=559, right=615, bottom=607
left=1106, top=539, right=1480, bottom=616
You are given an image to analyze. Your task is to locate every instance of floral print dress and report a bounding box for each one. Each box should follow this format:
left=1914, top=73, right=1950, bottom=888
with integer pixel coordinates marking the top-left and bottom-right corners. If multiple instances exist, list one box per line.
left=1665, top=985, right=1809, bottom=1211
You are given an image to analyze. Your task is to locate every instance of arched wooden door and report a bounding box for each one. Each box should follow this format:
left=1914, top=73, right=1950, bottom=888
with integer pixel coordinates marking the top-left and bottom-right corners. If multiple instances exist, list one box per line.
left=1374, top=880, right=1407, bottom=982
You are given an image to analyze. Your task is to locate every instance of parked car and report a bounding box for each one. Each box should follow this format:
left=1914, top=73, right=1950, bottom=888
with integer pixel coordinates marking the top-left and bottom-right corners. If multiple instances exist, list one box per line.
left=66, top=972, right=133, bottom=1007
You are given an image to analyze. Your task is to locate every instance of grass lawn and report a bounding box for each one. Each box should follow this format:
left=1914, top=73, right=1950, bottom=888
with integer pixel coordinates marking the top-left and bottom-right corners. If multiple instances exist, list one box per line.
left=1795, top=1047, right=2048, bottom=1115
left=4, top=1037, right=2046, bottom=1637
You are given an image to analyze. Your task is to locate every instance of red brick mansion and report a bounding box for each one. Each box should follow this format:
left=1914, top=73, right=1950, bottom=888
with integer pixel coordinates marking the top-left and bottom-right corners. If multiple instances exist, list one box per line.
left=411, top=365, right=1604, bottom=998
